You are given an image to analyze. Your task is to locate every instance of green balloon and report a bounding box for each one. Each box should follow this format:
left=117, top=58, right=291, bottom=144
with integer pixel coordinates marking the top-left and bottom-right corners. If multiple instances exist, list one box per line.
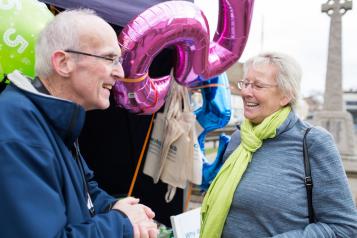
left=0, top=63, right=4, bottom=81
left=0, top=0, right=53, bottom=79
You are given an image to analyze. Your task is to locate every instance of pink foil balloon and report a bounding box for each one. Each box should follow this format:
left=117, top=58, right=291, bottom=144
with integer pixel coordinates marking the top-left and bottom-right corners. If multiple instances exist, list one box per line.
left=114, top=0, right=254, bottom=114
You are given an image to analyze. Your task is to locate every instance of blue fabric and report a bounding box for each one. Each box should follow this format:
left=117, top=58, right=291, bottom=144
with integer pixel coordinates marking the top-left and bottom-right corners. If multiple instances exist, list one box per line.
left=0, top=72, right=133, bottom=238
left=221, top=111, right=357, bottom=238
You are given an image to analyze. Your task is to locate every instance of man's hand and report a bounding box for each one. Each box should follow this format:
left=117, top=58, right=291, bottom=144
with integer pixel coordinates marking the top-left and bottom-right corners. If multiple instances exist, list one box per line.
left=112, top=197, right=158, bottom=238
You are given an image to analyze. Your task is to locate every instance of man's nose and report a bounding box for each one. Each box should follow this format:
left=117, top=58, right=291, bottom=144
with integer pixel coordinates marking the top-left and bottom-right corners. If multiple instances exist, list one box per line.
left=112, top=63, right=125, bottom=79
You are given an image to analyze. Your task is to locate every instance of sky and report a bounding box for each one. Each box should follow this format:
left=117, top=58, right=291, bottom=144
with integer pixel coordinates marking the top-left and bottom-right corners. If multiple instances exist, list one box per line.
left=195, top=0, right=357, bottom=96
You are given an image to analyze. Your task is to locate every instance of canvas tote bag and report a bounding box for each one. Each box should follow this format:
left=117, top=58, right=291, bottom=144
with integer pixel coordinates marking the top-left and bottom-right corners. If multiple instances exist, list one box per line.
left=161, top=86, right=202, bottom=186
left=160, top=84, right=203, bottom=202
left=143, top=82, right=202, bottom=202
left=143, top=83, right=178, bottom=182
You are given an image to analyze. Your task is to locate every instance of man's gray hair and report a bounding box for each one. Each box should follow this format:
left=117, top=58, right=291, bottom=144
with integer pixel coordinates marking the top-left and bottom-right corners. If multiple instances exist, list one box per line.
left=35, top=9, right=98, bottom=78
left=243, top=51, right=302, bottom=108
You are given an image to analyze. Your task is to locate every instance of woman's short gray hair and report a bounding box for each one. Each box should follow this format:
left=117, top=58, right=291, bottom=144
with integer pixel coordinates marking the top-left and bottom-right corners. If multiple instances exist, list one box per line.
left=243, top=52, right=302, bottom=108
left=35, top=9, right=98, bottom=78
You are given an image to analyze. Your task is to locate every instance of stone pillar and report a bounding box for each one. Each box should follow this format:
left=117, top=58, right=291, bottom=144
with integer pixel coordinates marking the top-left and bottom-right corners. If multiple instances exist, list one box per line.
left=313, top=0, right=357, bottom=161
left=314, top=111, right=356, bottom=159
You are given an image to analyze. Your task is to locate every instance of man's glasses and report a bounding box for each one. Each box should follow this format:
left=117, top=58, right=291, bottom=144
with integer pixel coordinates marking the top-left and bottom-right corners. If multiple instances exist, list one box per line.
left=64, top=49, right=123, bottom=66
left=237, top=80, right=277, bottom=91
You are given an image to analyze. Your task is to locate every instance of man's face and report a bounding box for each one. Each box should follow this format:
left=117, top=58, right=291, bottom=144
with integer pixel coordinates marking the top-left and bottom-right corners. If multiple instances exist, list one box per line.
left=68, top=18, right=124, bottom=111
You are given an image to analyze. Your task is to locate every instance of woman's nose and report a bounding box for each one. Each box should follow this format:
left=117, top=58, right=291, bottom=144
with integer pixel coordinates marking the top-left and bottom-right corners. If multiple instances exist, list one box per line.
left=241, top=84, right=253, bottom=96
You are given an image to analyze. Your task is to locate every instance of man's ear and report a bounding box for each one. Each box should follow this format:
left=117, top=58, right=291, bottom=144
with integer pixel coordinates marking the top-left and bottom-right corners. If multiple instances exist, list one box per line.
left=51, top=50, right=74, bottom=77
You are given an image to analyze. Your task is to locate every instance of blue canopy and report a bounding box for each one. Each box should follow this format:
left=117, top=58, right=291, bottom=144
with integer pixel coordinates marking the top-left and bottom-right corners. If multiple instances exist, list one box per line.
left=39, top=0, right=193, bottom=27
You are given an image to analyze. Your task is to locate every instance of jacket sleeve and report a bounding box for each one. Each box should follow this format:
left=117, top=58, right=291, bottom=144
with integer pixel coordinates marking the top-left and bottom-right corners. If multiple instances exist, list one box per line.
left=0, top=141, right=133, bottom=238
left=55, top=211, right=133, bottom=238
left=80, top=156, right=119, bottom=213
left=271, top=127, right=357, bottom=238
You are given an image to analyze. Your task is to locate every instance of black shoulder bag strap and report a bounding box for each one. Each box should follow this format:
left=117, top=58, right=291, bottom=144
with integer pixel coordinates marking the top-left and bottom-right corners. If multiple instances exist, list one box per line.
left=303, top=127, right=315, bottom=223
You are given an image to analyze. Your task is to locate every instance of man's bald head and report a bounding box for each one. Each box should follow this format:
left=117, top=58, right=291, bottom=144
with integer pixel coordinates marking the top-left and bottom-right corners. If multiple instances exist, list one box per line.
left=35, top=9, right=116, bottom=78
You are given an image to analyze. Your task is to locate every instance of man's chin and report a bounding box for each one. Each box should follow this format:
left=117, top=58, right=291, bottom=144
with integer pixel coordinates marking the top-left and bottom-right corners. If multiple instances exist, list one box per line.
left=99, top=102, right=110, bottom=110
left=89, top=100, right=110, bottom=111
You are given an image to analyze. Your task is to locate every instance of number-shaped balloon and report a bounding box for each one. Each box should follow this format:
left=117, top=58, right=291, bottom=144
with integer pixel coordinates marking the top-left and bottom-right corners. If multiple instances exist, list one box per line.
left=0, top=0, right=53, bottom=79
left=195, top=73, right=231, bottom=143
left=201, top=134, right=230, bottom=190
left=192, top=73, right=232, bottom=190
left=113, top=0, right=254, bottom=114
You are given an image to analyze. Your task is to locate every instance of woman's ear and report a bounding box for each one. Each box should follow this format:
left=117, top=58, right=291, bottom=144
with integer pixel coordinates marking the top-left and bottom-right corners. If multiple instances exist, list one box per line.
left=51, top=50, right=74, bottom=77
left=280, top=94, right=292, bottom=107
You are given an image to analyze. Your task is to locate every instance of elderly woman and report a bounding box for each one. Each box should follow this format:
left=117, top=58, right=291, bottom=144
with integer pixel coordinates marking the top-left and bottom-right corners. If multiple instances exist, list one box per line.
left=200, top=52, right=357, bottom=237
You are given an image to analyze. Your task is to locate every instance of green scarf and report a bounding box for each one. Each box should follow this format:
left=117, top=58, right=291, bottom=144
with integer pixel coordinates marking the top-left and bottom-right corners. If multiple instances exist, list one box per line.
left=200, top=106, right=291, bottom=238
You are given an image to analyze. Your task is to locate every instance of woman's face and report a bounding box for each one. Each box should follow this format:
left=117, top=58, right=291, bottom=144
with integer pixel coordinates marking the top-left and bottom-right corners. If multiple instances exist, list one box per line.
left=240, top=63, right=290, bottom=124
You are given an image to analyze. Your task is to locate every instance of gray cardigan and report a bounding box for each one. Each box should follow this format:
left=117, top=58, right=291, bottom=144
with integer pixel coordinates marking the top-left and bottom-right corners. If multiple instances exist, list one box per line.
left=221, top=112, right=357, bottom=238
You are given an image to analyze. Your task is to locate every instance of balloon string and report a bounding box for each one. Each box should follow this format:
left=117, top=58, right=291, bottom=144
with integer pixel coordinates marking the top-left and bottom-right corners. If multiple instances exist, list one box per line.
left=190, top=83, right=227, bottom=90
left=128, top=113, right=156, bottom=196
left=117, top=73, right=148, bottom=83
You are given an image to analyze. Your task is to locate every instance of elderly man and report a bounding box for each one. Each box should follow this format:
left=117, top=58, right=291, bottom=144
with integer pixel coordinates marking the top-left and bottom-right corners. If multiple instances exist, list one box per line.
left=0, top=9, right=158, bottom=238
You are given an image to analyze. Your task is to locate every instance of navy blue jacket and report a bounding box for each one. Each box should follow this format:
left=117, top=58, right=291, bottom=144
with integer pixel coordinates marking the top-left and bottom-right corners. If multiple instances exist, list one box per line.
left=0, top=71, right=133, bottom=237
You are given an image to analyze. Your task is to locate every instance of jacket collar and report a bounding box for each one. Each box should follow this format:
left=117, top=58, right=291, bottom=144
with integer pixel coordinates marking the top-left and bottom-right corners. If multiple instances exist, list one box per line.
left=275, top=110, right=299, bottom=136
left=7, top=70, right=85, bottom=146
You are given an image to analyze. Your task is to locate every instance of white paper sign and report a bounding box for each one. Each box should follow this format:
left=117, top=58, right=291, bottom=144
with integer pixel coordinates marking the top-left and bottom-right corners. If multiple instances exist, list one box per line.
left=170, top=207, right=201, bottom=238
